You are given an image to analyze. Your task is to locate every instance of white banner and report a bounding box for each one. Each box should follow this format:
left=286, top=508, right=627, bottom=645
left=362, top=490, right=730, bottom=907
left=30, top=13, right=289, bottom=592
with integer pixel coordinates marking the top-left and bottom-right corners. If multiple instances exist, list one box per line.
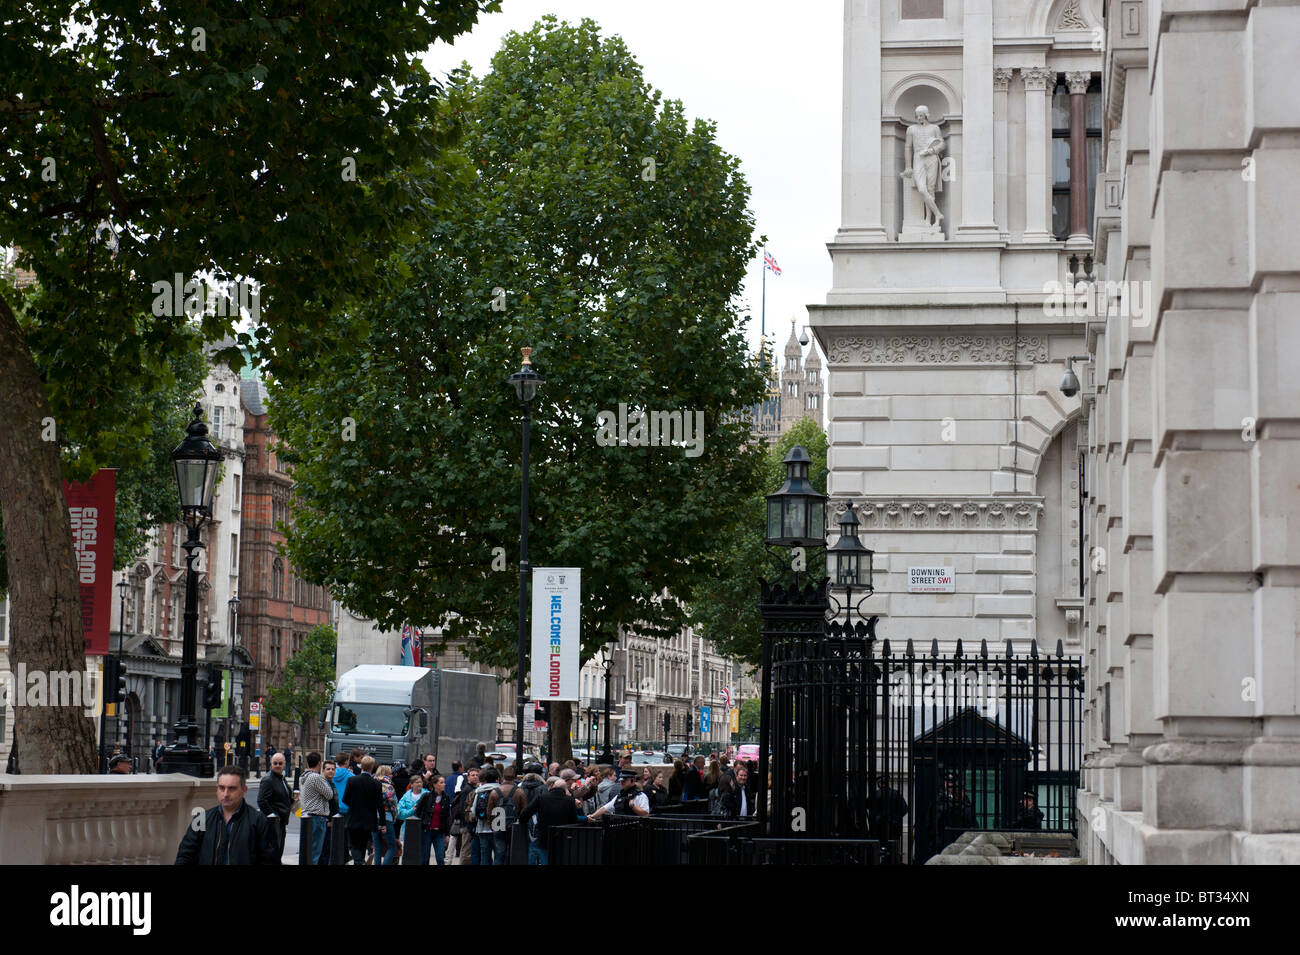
left=531, top=567, right=581, bottom=701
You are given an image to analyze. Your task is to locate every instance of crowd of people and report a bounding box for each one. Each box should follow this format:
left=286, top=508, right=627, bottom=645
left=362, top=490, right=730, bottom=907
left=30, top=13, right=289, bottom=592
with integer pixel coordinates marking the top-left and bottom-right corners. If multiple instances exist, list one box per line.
left=176, top=744, right=765, bottom=866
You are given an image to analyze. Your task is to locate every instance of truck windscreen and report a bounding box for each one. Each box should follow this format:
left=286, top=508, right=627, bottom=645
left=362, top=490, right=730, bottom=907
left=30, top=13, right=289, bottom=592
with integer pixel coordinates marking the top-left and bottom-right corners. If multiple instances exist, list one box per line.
left=331, top=703, right=409, bottom=736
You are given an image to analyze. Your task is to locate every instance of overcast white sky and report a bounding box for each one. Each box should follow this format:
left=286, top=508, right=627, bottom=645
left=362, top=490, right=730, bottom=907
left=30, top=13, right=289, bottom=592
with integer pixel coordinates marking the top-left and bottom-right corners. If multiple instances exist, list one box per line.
left=422, top=0, right=843, bottom=360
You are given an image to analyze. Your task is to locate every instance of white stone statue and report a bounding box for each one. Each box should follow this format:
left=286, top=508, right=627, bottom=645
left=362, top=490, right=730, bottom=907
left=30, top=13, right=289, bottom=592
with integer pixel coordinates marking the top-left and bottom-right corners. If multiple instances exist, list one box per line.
left=900, top=105, right=946, bottom=236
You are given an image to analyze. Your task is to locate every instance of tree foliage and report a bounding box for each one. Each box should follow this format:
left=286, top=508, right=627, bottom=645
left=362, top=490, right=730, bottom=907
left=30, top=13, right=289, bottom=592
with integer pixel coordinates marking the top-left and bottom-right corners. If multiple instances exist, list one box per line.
left=272, top=17, right=768, bottom=677
left=688, top=416, right=829, bottom=666
left=266, top=624, right=337, bottom=736
left=0, top=0, right=495, bottom=772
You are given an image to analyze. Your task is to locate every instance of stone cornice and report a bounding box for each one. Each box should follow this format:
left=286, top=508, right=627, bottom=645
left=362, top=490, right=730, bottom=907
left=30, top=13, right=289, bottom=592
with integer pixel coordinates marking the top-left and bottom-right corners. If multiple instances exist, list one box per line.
left=834, top=497, right=1045, bottom=532
left=825, top=333, right=1051, bottom=365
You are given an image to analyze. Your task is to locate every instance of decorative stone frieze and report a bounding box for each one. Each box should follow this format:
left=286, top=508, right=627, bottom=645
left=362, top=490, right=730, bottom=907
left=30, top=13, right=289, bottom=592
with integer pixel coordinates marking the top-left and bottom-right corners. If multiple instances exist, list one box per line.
left=825, top=334, right=1051, bottom=365
left=840, top=497, right=1045, bottom=531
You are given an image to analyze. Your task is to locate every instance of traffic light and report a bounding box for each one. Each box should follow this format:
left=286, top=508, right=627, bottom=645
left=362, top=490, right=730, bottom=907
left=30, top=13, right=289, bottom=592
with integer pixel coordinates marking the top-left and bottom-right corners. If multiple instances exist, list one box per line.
left=202, top=671, right=223, bottom=710
left=662, top=712, right=671, bottom=736
left=104, top=657, right=127, bottom=704
left=534, top=700, right=550, bottom=723
left=686, top=713, right=693, bottom=735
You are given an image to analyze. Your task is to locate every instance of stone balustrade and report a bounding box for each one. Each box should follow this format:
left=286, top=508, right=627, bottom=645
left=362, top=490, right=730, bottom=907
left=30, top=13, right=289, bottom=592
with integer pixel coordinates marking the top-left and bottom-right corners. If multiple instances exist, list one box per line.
left=0, top=775, right=207, bottom=865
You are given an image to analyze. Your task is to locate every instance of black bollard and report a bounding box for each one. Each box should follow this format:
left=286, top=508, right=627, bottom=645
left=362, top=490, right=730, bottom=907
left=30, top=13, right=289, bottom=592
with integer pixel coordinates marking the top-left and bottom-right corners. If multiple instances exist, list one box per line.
left=330, top=814, right=348, bottom=865
left=401, top=818, right=424, bottom=865
left=299, top=815, right=315, bottom=865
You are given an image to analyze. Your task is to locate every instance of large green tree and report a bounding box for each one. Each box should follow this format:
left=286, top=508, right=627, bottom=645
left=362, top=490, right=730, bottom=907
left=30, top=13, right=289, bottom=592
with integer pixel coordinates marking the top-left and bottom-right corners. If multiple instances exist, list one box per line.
left=266, top=624, right=336, bottom=749
left=271, top=17, right=768, bottom=761
left=689, top=416, right=829, bottom=666
left=0, top=1, right=496, bottom=771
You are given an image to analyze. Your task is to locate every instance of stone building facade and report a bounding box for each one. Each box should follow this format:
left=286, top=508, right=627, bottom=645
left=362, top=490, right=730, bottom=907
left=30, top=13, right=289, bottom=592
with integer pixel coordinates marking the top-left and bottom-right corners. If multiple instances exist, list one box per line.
left=1076, top=0, right=1300, bottom=865
left=237, top=373, right=333, bottom=755
left=809, top=0, right=1102, bottom=653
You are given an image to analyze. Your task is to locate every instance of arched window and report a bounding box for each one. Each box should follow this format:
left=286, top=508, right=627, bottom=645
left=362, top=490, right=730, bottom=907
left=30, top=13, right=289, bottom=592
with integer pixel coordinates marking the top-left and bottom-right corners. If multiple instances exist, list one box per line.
left=273, top=559, right=284, bottom=600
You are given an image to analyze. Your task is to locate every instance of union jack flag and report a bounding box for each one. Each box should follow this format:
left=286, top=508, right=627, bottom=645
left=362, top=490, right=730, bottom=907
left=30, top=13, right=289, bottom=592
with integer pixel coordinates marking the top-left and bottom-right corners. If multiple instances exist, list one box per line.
left=400, top=624, right=423, bottom=666
left=763, top=250, right=781, bottom=275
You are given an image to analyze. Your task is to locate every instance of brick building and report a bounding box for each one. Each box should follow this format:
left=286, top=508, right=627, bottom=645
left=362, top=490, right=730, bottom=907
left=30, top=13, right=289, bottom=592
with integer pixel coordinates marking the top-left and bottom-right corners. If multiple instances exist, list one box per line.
left=237, top=374, right=333, bottom=756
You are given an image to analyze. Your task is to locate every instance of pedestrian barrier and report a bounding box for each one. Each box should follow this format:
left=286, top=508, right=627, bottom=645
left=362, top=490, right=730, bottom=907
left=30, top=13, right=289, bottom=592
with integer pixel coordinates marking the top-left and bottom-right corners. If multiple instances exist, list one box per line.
left=550, top=816, right=649, bottom=865
left=686, top=829, right=874, bottom=865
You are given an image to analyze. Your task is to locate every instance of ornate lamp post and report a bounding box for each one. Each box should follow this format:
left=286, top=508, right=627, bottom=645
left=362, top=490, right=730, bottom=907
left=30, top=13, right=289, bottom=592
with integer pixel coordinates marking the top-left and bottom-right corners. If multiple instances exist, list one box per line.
left=758, top=445, right=828, bottom=830
left=826, top=503, right=875, bottom=626
left=159, top=404, right=222, bottom=777
left=507, top=348, right=543, bottom=781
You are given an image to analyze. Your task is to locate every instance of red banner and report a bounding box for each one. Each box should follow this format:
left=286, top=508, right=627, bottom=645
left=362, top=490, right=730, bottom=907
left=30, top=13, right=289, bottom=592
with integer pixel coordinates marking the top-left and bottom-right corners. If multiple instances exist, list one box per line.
left=62, top=469, right=116, bottom=656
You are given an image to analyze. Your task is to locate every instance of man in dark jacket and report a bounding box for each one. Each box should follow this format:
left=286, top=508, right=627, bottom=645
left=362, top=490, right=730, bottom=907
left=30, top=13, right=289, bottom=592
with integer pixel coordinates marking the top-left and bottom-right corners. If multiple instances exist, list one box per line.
left=176, top=766, right=280, bottom=865
left=342, top=755, right=386, bottom=865
left=517, top=776, right=579, bottom=865
left=867, top=773, right=909, bottom=863
left=681, top=755, right=707, bottom=801
left=257, top=751, right=293, bottom=857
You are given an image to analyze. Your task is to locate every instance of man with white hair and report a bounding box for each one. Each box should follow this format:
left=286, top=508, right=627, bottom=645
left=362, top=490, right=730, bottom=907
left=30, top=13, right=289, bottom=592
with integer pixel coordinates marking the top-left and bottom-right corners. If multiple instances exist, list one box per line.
left=257, top=751, right=293, bottom=857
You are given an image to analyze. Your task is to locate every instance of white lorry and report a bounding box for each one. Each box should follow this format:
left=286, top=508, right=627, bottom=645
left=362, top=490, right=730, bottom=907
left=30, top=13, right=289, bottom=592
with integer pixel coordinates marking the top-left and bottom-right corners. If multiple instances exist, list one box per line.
left=324, top=665, right=497, bottom=772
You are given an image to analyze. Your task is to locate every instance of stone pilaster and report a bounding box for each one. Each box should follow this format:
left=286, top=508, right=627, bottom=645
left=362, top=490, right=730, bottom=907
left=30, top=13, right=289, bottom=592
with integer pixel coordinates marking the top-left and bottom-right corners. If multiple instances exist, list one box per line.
left=1021, top=67, right=1055, bottom=241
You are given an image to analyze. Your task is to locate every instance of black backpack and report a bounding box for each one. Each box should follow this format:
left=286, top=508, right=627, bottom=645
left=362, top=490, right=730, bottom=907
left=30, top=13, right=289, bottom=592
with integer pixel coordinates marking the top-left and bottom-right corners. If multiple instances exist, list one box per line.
left=473, top=788, right=492, bottom=823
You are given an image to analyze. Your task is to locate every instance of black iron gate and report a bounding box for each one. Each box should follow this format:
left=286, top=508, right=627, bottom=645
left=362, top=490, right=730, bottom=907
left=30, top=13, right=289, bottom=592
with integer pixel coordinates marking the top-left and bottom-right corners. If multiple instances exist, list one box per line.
left=766, top=624, right=1084, bottom=864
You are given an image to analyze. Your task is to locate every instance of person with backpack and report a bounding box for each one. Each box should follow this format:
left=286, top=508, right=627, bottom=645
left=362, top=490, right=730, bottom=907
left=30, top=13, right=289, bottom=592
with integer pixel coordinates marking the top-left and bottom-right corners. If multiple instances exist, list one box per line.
left=487, top=771, right=528, bottom=865
left=469, top=767, right=501, bottom=865
left=448, top=766, right=479, bottom=865
left=517, top=769, right=549, bottom=865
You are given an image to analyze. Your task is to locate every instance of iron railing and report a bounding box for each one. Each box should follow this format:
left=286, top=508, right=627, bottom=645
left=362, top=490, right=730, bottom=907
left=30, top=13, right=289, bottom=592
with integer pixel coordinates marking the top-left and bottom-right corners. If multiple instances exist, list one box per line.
left=765, top=626, right=1084, bottom=863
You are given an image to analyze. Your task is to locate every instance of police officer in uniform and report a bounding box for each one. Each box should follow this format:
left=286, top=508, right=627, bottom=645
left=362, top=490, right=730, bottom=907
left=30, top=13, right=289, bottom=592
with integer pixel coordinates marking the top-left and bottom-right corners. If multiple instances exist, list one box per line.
left=588, top=769, right=650, bottom=818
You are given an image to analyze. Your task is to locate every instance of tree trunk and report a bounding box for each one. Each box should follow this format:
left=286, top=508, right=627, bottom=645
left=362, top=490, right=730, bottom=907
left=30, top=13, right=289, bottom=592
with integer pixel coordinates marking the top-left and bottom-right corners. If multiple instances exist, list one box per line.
left=0, top=295, right=98, bottom=773
left=550, top=700, right=573, bottom=763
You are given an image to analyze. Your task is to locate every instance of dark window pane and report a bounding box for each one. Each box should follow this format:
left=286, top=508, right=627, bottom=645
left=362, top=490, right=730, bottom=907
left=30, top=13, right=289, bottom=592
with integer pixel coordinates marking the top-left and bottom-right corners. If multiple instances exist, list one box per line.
left=1086, top=136, right=1102, bottom=225
left=1052, top=138, right=1071, bottom=188
left=1051, top=82, right=1070, bottom=129
left=1053, top=193, right=1071, bottom=240
left=1086, top=90, right=1103, bottom=129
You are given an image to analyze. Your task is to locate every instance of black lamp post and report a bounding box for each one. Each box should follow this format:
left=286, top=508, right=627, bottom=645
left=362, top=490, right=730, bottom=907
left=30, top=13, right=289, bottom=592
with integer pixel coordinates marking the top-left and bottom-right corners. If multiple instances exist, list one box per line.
left=507, top=347, right=543, bottom=781
left=758, top=445, right=828, bottom=830
left=160, top=403, right=222, bottom=777
left=597, top=644, right=615, bottom=764
left=827, top=503, right=875, bottom=625
left=224, top=593, right=239, bottom=767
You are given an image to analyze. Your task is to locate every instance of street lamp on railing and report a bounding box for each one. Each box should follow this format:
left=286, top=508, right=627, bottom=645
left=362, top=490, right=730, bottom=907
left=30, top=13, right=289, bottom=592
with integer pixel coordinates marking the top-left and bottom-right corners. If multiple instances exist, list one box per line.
left=826, top=503, right=875, bottom=626
left=160, top=403, right=222, bottom=777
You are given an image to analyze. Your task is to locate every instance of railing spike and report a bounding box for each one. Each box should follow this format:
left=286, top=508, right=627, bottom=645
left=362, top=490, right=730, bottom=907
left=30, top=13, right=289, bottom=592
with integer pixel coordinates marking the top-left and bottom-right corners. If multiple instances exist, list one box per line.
left=930, top=639, right=939, bottom=658
left=1056, top=638, right=1065, bottom=659
left=980, top=638, right=989, bottom=659
left=905, top=638, right=915, bottom=658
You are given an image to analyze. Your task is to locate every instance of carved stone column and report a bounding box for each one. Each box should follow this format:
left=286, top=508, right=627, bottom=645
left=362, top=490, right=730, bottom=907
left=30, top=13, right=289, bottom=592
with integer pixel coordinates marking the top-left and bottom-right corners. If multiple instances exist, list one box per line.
left=1066, top=70, right=1092, bottom=242
left=1022, top=67, right=1055, bottom=240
